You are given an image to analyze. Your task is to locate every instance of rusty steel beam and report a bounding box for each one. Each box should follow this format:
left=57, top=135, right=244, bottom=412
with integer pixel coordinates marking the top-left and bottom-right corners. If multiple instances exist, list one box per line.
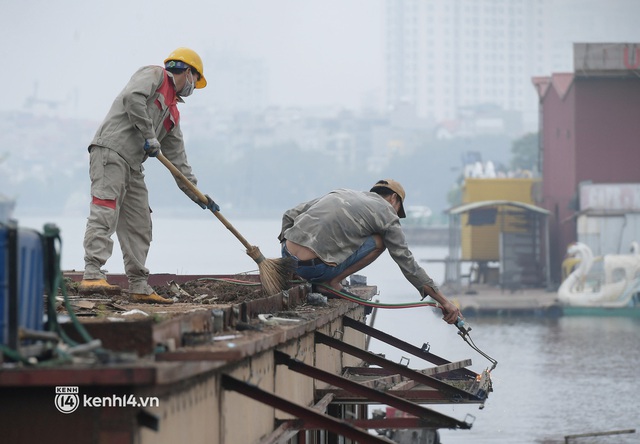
left=343, top=367, right=396, bottom=376
left=315, top=388, right=454, bottom=404
left=315, top=332, right=482, bottom=403
left=275, top=351, right=469, bottom=429
left=343, top=316, right=477, bottom=379
left=220, top=374, right=395, bottom=444
left=348, top=417, right=468, bottom=430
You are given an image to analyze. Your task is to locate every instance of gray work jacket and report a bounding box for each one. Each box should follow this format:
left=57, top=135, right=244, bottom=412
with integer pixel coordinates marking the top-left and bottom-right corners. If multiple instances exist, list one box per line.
left=279, top=188, right=439, bottom=294
left=90, top=65, right=198, bottom=197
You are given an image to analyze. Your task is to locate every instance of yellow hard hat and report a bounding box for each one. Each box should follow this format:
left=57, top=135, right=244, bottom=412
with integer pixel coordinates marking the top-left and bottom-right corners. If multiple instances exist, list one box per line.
left=164, top=47, right=207, bottom=89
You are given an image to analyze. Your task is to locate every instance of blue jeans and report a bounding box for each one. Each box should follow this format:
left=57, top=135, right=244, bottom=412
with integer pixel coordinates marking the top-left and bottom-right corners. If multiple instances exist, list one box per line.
left=282, top=236, right=377, bottom=283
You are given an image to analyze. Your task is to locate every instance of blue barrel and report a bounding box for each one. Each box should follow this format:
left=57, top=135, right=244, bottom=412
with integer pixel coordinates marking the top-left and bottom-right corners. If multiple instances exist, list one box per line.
left=0, top=222, right=45, bottom=346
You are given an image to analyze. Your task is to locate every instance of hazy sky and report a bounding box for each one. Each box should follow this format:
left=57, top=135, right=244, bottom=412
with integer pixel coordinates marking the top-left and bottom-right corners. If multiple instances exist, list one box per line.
left=3, top=0, right=384, bottom=121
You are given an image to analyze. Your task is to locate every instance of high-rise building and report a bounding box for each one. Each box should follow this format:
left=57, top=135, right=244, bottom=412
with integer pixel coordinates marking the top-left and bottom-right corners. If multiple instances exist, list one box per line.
left=385, top=0, right=640, bottom=135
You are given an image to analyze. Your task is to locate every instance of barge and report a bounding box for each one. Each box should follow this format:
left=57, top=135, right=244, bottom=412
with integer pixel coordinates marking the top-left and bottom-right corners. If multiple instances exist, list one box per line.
left=1, top=222, right=493, bottom=443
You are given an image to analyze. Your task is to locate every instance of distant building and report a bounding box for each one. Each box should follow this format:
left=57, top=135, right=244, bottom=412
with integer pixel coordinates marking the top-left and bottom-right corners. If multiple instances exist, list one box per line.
left=577, top=183, right=640, bottom=258
left=533, top=42, right=640, bottom=283
left=452, top=177, right=549, bottom=289
left=385, top=0, right=640, bottom=135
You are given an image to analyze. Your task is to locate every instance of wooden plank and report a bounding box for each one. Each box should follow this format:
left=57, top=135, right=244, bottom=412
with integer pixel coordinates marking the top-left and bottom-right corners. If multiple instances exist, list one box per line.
left=259, top=394, right=335, bottom=444
left=389, top=359, right=472, bottom=391
left=391, top=379, right=417, bottom=391
left=418, top=359, right=472, bottom=376
left=354, top=374, right=405, bottom=389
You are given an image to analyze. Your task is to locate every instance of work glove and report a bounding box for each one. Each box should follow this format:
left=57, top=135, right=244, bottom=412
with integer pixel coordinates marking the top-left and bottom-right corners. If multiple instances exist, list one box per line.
left=143, top=138, right=161, bottom=157
left=197, top=194, right=220, bottom=212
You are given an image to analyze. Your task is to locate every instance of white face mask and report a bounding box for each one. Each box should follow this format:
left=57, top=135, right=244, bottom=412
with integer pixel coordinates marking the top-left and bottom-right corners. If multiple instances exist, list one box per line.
left=179, top=71, right=195, bottom=97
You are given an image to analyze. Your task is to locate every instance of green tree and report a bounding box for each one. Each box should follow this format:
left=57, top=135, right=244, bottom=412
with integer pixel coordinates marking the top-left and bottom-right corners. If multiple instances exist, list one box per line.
left=510, top=132, right=539, bottom=172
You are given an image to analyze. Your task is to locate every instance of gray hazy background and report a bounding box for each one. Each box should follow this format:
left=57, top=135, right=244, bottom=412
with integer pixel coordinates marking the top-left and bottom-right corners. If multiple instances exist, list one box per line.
left=3, top=0, right=640, bottom=220
left=2, top=0, right=384, bottom=120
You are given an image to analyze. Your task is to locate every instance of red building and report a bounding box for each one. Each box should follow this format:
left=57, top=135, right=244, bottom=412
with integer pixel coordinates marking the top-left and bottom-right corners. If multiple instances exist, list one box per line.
left=532, top=43, right=640, bottom=283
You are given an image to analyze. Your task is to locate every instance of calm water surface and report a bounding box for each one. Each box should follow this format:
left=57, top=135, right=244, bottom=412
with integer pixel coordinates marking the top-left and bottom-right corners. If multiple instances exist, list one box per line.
left=17, top=215, right=640, bottom=443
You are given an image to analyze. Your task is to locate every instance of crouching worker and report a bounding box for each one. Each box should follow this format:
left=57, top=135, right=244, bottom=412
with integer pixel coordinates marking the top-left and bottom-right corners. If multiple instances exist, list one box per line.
left=79, top=47, right=216, bottom=304
left=278, top=179, right=461, bottom=324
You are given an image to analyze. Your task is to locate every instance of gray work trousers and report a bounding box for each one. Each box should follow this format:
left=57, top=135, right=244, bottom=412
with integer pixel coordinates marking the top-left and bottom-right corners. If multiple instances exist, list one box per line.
left=82, top=146, right=154, bottom=295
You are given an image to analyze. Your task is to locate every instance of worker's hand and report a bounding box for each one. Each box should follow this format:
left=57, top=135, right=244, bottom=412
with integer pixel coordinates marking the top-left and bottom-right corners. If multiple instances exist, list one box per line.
left=144, top=138, right=161, bottom=157
left=440, top=300, right=462, bottom=324
left=196, top=194, right=220, bottom=212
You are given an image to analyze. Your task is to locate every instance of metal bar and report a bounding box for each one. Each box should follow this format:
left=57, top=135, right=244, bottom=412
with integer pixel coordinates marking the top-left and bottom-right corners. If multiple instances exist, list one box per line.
left=275, top=351, right=470, bottom=429
left=260, top=394, right=334, bottom=444
left=7, top=222, right=18, bottom=352
left=565, top=428, right=636, bottom=443
left=220, top=374, right=395, bottom=444
left=315, top=331, right=482, bottom=402
left=365, top=302, right=379, bottom=350
left=341, top=317, right=478, bottom=379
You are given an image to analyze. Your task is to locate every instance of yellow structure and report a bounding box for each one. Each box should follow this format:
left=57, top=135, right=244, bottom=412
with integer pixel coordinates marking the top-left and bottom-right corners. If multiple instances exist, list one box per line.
left=461, top=178, right=541, bottom=261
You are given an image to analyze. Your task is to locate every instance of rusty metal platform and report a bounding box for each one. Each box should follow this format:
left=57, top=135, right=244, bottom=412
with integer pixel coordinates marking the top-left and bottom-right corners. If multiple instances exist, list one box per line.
left=0, top=274, right=492, bottom=443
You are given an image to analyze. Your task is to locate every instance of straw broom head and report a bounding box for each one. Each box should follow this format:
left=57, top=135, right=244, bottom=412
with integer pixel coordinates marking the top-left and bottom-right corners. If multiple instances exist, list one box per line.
left=246, top=246, right=296, bottom=295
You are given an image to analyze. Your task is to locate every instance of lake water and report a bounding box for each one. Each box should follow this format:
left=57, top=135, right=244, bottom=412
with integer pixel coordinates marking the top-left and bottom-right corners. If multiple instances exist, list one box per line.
left=16, top=215, right=640, bottom=443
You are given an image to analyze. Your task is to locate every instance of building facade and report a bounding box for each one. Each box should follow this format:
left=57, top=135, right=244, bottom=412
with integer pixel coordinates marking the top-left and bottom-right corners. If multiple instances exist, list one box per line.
left=385, top=0, right=640, bottom=135
left=533, top=43, right=640, bottom=282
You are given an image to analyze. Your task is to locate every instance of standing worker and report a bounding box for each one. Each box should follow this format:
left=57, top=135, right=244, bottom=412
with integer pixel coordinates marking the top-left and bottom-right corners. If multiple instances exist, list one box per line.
left=279, top=179, right=461, bottom=324
left=79, top=47, right=217, bottom=304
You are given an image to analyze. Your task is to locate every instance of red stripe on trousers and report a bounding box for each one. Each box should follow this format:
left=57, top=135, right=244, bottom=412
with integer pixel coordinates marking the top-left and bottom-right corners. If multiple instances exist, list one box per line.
left=92, top=196, right=116, bottom=209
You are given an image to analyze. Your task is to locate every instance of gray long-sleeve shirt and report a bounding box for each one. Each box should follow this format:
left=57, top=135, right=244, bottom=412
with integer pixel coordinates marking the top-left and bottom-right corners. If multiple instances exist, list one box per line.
left=90, top=65, right=198, bottom=199
left=279, top=188, right=439, bottom=295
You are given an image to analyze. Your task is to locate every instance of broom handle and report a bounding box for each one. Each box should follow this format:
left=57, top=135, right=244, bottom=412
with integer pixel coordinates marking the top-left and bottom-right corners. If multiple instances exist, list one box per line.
left=156, top=153, right=253, bottom=250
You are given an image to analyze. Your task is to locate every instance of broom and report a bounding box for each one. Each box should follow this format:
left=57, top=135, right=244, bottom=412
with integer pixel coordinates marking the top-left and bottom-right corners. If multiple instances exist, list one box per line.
left=155, top=153, right=294, bottom=295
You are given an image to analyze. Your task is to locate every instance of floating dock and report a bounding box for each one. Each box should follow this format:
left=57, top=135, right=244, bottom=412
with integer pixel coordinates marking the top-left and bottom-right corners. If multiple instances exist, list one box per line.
left=445, top=284, right=562, bottom=317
